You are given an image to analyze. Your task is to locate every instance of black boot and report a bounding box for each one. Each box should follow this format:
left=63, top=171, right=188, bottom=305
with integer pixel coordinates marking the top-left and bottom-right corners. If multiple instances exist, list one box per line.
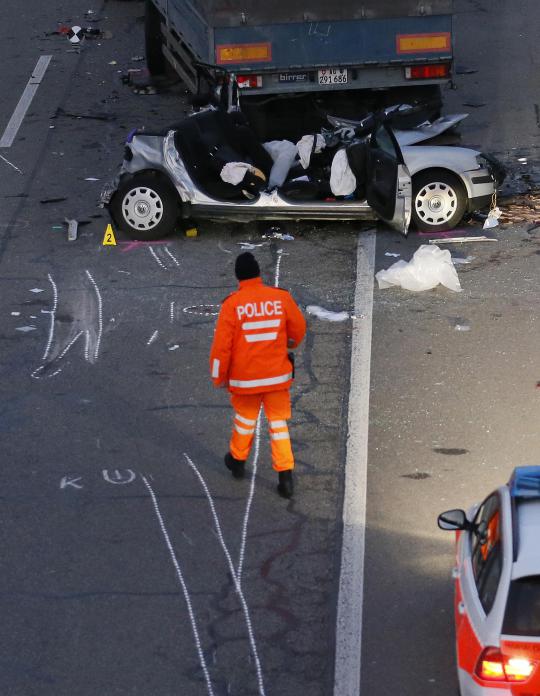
left=277, top=470, right=294, bottom=499
left=224, top=452, right=245, bottom=479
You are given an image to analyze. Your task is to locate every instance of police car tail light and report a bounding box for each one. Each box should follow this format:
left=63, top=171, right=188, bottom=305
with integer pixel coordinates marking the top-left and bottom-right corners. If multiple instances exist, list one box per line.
left=475, top=647, right=535, bottom=682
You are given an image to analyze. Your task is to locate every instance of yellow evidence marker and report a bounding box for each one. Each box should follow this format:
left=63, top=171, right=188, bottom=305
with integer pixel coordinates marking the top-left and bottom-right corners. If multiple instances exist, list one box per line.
left=102, top=224, right=117, bottom=246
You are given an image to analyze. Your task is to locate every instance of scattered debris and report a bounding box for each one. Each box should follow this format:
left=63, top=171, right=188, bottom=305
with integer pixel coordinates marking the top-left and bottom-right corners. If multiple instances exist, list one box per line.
left=429, top=236, right=497, bottom=244
left=483, top=206, right=502, bottom=229
left=499, top=190, right=540, bottom=225
left=454, top=322, right=471, bottom=332
left=84, top=177, right=100, bottom=181
left=11, top=312, right=21, bottom=316
left=131, top=55, right=144, bottom=62
left=452, top=255, right=475, bottom=265
left=16, top=326, right=37, bottom=332
left=168, top=344, right=180, bottom=351
left=306, top=305, right=349, bottom=322
left=455, top=66, right=478, bottom=75
left=29, top=288, right=44, bottom=293
left=376, top=244, right=462, bottom=293
left=40, top=197, right=67, bottom=205
left=401, top=472, right=431, bottom=480
left=384, top=252, right=400, bottom=258
left=53, top=107, right=116, bottom=122
left=462, top=101, right=486, bottom=109
left=65, top=218, right=78, bottom=241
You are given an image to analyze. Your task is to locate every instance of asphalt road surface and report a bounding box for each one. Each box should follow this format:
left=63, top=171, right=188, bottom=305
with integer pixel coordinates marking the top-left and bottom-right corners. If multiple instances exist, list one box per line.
left=0, top=1, right=538, bottom=695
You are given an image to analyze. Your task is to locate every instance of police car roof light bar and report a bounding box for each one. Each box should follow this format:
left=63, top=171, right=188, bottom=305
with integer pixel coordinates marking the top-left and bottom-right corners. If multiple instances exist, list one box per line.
left=509, top=466, right=540, bottom=499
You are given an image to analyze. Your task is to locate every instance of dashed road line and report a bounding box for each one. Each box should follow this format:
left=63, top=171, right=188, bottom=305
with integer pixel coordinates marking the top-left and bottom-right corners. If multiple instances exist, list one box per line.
left=0, top=55, right=52, bottom=148
left=334, top=230, right=376, bottom=696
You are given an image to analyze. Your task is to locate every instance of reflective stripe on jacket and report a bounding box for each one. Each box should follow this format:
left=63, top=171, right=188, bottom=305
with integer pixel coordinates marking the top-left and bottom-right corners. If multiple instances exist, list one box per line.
left=209, top=277, right=306, bottom=394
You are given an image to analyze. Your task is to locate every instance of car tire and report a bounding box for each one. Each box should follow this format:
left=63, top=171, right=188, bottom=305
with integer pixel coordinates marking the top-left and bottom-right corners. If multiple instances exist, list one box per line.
left=110, top=173, right=180, bottom=241
left=412, top=169, right=468, bottom=232
left=145, top=0, right=166, bottom=75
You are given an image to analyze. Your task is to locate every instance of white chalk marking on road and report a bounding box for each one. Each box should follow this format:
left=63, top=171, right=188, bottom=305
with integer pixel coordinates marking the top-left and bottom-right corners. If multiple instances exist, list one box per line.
left=31, top=365, right=44, bottom=379
left=237, top=413, right=261, bottom=581
left=102, top=469, right=136, bottom=485
left=170, top=301, right=175, bottom=323
left=148, top=246, right=167, bottom=270
left=48, top=368, right=63, bottom=378
left=183, top=453, right=266, bottom=696
left=274, top=249, right=283, bottom=287
left=41, top=273, right=58, bottom=360
left=147, top=330, right=159, bottom=346
left=60, top=476, right=83, bottom=490
left=0, top=55, right=52, bottom=148
left=58, top=331, right=84, bottom=360
left=183, top=304, right=220, bottom=317
left=142, top=475, right=215, bottom=696
left=84, top=330, right=91, bottom=362
left=85, top=270, right=103, bottom=360
left=165, top=247, right=181, bottom=267
left=0, top=153, right=23, bottom=174
left=334, top=229, right=376, bottom=696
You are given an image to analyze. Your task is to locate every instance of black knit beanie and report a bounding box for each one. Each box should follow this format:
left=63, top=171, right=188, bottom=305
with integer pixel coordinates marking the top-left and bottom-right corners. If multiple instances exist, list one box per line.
left=235, top=252, right=260, bottom=280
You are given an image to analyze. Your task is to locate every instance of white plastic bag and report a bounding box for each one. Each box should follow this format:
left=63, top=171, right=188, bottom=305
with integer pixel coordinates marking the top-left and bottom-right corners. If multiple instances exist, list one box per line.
left=375, top=244, right=462, bottom=292
left=306, top=305, right=349, bottom=322
left=263, top=140, right=298, bottom=189
left=330, top=149, right=356, bottom=196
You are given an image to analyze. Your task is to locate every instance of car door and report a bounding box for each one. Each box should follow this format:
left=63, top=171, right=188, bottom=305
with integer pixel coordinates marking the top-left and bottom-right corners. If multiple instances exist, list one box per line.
left=365, top=123, right=412, bottom=235
left=457, top=493, right=504, bottom=682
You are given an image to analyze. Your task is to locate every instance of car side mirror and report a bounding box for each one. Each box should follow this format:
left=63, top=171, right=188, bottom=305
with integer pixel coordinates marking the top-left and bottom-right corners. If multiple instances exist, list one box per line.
left=438, top=509, right=469, bottom=531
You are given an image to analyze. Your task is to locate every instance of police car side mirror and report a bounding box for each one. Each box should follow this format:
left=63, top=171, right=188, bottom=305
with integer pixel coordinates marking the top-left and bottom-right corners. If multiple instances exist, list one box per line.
left=438, top=509, right=470, bottom=531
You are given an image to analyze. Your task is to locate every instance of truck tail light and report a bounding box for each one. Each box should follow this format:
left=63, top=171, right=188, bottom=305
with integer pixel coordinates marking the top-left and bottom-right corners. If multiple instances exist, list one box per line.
left=475, top=647, right=535, bottom=683
left=405, top=63, right=450, bottom=80
left=237, top=75, right=263, bottom=88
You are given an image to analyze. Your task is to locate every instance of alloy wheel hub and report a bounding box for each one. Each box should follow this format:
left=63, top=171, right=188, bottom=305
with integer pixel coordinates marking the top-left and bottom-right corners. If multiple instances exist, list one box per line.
left=122, top=186, right=164, bottom=230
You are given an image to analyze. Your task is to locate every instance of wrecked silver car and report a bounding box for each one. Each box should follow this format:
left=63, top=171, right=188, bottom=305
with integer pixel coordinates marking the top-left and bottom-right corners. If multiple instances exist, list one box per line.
left=101, top=107, right=503, bottom=240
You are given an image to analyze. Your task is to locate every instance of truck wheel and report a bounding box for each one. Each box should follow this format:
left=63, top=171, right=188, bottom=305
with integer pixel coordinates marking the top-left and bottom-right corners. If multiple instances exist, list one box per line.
left=110, top=173, right=180, bottom=240
left=145, top=0, right=165, bottom=75
left=412, top=169, right=468, bottom=232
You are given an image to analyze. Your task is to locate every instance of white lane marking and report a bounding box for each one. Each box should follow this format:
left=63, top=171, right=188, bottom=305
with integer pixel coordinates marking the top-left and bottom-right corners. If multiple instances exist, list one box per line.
left=183, top=454, right=266, bottom=696
left=147, top=329, right=159, bottom=346
left=85, top=270, right=103, bottom=360
left=41, top=273, right=58, bottom=360
left=165, top=247, right=180, bottom=267
left=142, top=475, right=215, bottom=696
left=0, top=55, right=52, bottom=148
left=148, top=246, right=167, bottom=269
left=333, top=229, right=376, bottom=696
left=237, top=414, right=261, bottom=581
left=0, top=153, right=23, bottom=174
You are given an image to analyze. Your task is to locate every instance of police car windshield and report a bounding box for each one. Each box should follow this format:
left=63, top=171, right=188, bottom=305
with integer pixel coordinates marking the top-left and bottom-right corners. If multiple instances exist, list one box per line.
left=503, top=576, right=540, bottom=637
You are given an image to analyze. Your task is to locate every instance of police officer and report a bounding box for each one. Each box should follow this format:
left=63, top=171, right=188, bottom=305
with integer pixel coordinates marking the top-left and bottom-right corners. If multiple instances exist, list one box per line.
left=210, top=252, right=306, bottom=498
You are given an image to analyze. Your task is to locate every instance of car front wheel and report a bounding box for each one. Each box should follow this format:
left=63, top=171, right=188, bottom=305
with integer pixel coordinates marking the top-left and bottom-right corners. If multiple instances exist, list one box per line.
left=110, top=173, right=180, bottom=241
left=412, top=169, right=468, bottom=232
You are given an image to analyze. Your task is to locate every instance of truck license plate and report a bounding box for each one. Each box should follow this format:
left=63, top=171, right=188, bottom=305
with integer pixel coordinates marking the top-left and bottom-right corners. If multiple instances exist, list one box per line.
left=318, top=68, right=348, bottom=85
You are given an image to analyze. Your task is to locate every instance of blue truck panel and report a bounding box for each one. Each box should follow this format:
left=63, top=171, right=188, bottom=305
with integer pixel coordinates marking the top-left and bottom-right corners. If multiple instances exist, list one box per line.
left=214, top=16, right=452, bottom=70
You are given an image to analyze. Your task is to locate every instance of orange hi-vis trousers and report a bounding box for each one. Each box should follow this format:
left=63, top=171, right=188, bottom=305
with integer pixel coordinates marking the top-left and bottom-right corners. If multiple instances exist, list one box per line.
left=229, top=390, right=294, bottom=471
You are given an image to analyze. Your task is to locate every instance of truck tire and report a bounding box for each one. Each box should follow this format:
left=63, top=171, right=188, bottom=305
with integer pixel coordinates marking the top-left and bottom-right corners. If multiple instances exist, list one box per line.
left=412, top=169, right=468, bottom=232
left=110, top=173, right=180, bottom=240
left=145, top=0, right=166, bottom=75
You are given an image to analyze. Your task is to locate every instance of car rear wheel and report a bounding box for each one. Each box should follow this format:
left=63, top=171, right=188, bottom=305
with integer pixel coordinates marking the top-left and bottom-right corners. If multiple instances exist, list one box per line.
left=110, top=173, right=180, bottom=240
left=412, top=169, right=468, bottom=232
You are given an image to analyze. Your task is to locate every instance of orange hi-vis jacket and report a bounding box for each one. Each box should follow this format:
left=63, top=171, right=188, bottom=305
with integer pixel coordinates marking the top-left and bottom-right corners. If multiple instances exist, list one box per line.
left=210, top=277, right=306, bottom=394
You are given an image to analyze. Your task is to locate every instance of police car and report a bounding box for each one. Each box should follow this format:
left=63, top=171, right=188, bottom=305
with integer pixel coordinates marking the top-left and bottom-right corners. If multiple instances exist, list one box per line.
left=438, top=467, right=540, bottom=695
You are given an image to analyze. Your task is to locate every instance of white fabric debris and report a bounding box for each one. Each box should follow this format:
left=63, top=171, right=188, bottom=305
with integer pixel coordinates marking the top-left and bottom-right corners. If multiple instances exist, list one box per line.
left=483, top=206, right=502, bottom=229
left=263, top=140, right=298, bottom=189
left=330, top=149, right=356, bottom=196
left=306, top=305, right=350, bottom=322
left=296, top=134, right=326, bottom=169
left=220, top=162, right=252, bottom=185
left=376, top=244, right=462, bottom=293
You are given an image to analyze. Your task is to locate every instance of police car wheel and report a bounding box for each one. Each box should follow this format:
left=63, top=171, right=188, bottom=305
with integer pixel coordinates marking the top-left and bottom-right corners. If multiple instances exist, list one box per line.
left=412, top=169, right=468, bottom=233
left=111, top=173, right=179, bottom=241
